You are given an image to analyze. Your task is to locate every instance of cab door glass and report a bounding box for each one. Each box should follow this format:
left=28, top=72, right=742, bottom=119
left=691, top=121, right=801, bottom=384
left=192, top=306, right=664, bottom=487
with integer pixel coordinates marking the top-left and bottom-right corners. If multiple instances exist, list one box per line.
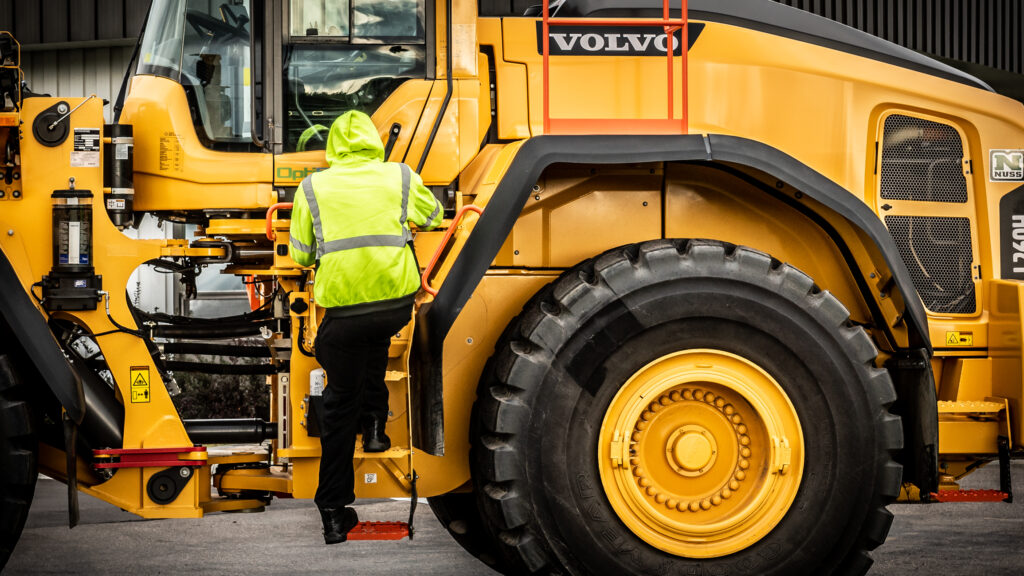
left=351, top=0, right=423, bottom=42
left=285, top=0, right=426, bottom=152
left=291, top=0, right=350, bottom=37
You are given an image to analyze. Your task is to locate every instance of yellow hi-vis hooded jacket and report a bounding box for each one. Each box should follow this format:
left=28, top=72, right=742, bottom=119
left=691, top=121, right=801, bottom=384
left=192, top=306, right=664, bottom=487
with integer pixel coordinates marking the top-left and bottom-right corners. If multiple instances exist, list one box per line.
left=289, top=111, right=443, bottom=310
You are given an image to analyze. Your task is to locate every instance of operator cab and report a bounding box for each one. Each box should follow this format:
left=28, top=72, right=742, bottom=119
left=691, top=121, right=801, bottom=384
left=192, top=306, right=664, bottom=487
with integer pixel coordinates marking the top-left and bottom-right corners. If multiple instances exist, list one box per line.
left=136, top=0, right=427, bottom=153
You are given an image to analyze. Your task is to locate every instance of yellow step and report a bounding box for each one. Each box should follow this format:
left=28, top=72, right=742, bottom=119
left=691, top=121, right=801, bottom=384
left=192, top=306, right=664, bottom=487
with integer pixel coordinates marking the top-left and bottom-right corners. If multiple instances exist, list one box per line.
left=353, top=446, right=412, bottom=459
left=385, top=370, right=409, bottom=383
left=937, top=400, right=1005, bottom=415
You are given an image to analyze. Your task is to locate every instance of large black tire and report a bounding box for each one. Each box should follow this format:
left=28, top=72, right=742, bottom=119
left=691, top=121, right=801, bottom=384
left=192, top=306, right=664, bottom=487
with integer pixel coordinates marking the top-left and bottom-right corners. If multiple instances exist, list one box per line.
left=0, top=355, right=38, bottom=570
left=427, top=492, right=507, bottom=571
left=471, top=240, right=902, bottom=575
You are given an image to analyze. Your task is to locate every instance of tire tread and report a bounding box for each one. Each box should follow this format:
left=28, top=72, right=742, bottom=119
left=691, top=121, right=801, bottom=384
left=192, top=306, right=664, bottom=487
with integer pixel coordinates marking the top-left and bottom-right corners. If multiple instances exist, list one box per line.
left=471, top=241, right=903, bottom=575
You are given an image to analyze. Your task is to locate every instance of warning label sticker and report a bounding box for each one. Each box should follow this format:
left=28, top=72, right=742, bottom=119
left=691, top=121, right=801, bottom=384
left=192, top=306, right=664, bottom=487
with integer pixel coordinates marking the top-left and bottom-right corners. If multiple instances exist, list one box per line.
left=130, top=366, right=151, bottom=403
left=158, top=132, right=183, bottom=172
left=71, top=128, right=100, bottom=168
left=945, top=331, right=974, bottom=347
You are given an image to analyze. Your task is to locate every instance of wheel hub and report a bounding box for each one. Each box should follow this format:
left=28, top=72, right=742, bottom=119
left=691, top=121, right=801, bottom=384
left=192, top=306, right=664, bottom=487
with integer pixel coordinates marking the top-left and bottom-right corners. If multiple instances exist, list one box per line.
left=668, top=425, right=716, bottom=475
left=598, top=350, right=804, bottom=558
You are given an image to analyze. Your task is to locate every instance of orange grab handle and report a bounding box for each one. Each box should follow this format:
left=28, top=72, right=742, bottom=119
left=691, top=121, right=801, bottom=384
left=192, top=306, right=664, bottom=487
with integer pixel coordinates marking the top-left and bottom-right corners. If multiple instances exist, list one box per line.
left=244, top=275, right=262, bottom=311
left=266, top=203, right=294, bottom=241
left=421, top=205, right=483, bottom=297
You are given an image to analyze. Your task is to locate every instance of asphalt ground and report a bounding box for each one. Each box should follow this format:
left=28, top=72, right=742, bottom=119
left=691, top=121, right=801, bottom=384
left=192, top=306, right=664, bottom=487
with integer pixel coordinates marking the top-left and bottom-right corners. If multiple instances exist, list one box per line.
left=6, top=463, right=1024, bottom=575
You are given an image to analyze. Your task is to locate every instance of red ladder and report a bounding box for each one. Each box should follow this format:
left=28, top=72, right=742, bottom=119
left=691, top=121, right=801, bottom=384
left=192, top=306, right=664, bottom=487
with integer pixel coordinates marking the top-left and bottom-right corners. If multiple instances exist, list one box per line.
left=541, top=0, right=689, bottom=135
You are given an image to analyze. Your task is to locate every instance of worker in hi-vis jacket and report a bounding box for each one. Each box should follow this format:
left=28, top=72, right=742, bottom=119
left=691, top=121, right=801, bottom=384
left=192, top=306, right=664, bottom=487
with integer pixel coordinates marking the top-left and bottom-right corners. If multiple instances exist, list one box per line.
left=289, top=110, right=442, bottom=544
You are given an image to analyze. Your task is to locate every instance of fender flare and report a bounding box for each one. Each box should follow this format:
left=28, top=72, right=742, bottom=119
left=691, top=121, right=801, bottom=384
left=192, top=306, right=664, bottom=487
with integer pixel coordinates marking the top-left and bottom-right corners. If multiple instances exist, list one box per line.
left=424, top=133, right=930, bottom=353
left=0, top=251, right=85, bottom=423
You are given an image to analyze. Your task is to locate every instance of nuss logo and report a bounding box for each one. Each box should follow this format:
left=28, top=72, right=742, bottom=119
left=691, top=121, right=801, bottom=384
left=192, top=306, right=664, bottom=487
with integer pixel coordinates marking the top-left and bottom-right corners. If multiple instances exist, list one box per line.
left=991, top=150, right=1024, bottom=182
left=535, top=23, right=704, bottom=57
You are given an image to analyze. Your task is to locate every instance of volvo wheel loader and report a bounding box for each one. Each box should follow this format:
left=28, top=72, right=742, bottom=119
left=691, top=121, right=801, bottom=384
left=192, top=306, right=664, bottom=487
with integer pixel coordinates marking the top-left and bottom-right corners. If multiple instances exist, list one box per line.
left=2, top=0, right=1024, bottom=573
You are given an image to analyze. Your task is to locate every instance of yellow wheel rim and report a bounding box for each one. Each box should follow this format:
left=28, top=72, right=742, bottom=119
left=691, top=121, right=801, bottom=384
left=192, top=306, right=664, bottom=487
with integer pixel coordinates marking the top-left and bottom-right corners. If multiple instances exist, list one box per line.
left=598, top=349, right=804, bottom=558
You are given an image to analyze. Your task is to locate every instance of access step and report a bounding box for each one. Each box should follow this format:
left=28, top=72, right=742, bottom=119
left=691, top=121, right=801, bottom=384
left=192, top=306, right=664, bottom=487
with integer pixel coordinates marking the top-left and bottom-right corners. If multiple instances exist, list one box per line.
left=936, top=400, right=1005, bottom=415
left=347, top=521, right=410, bottom=541
left=352, top=445, right=412, bottom=459
left=929, top=489, right=1011, bottom=503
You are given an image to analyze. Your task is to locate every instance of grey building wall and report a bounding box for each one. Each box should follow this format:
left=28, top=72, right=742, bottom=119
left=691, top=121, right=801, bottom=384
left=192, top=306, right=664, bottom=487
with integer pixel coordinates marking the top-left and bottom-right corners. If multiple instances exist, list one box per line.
left=1, top=0, right=149, bottom=121
left=19, top=46, right=136, bottom=121
left=0, top=0, right=149, bottom=44
left=774, top=0, right=1022, bottom=75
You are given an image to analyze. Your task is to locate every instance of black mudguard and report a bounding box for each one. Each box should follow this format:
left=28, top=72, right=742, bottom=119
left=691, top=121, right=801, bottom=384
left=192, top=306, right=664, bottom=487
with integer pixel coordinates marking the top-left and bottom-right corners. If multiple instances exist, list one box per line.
left=426, top=134, right=929, bottom=348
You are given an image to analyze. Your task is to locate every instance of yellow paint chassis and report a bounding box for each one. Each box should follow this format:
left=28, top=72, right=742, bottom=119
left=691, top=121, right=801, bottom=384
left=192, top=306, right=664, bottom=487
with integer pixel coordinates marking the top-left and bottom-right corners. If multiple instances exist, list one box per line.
left=2, top=2, right=1024, bottom=574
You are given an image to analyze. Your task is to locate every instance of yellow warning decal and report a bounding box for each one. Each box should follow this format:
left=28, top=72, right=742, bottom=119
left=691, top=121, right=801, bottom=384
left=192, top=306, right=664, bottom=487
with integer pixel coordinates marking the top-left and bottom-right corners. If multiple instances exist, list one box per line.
left=130, top=366, right=151, bottom=403
left=945, top=331, right=974, bottom=346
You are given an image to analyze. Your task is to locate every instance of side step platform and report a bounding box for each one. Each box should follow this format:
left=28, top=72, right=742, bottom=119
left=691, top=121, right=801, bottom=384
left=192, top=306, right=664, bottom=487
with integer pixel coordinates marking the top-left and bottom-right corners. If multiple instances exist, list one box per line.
left=933, top=399, right=1013, bottom=503
left=348, top=521, right=410, bottom=541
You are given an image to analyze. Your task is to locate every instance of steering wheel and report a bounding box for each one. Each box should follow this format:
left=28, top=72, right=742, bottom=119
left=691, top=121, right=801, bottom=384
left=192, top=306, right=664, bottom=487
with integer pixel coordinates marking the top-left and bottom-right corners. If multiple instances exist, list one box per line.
left=297, top=124, right=329, bottom=152
left=186, top=10, right=249, bottom=43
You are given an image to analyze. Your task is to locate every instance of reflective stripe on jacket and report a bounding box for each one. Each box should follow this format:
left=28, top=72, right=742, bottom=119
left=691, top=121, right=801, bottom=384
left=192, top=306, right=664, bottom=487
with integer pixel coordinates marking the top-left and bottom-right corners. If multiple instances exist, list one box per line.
left=288, top=111, right=442, bottom=309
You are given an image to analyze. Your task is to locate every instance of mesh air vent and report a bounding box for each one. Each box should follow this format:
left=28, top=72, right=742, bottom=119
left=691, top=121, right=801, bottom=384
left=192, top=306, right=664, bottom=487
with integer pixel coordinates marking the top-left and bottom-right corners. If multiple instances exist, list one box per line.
left=881, top=115, right=968, bottom=203
left=885, top=216, right=975, bottom=315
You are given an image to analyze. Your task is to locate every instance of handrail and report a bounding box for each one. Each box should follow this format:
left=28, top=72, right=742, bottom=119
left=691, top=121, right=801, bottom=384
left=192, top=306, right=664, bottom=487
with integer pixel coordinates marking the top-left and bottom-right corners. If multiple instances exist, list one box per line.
left=265, top=202, right=293, bottom=241
left=541, top=0, right=688, bottom=135
left=420, top=205, right=483, bottom=297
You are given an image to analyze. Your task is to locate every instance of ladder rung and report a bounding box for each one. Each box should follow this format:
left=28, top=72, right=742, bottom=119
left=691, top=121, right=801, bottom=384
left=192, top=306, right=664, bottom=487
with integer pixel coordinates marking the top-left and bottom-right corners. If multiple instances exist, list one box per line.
left=937, top=400, right=1005, bottom=414
left=385, top=370, right=408, bottom=382
left=346, top=521, right=409, bottom=541
left=353, top=446, right=411, bottom=459
left=930, top=489, right=1011, bottom=503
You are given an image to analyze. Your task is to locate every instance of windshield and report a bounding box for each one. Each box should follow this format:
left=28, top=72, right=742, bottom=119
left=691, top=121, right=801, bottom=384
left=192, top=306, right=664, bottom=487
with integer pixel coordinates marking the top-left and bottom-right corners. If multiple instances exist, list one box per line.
left=138, top=0, right=254, bottom=150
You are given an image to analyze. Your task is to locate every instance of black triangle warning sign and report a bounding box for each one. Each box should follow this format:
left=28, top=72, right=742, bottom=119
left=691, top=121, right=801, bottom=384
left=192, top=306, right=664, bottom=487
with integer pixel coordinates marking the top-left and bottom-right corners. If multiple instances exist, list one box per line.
left=129, top=366, right=151, bottom=403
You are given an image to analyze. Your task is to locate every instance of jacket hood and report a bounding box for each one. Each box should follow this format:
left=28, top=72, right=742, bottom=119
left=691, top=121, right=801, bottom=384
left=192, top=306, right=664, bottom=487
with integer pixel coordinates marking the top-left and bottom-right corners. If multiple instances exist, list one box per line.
left=326, top=110, right=385, bottom=165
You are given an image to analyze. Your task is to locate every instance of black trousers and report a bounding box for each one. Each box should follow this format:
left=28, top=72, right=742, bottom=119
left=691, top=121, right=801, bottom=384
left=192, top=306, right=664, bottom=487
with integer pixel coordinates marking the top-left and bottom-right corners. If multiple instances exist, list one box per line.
left=313, top=303, right=412, bottom=510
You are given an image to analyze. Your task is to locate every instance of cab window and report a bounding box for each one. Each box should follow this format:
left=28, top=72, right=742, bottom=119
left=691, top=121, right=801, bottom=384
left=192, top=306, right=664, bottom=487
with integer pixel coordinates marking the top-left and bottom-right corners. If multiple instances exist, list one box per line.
left=284, top=0, right=426, bottom=152
left=138, top=0, right=256, bottom=152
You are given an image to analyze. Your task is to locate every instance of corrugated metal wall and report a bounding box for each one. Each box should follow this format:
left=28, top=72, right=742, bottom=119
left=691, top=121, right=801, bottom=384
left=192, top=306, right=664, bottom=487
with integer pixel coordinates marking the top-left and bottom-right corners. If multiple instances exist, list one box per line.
left=0, top=0, right=149, bottom=44
left=19, top=46, right=136, bottom=122
left=773, top=0, right=1023, bottom=75
left=1, top=0, right=148, bottom=122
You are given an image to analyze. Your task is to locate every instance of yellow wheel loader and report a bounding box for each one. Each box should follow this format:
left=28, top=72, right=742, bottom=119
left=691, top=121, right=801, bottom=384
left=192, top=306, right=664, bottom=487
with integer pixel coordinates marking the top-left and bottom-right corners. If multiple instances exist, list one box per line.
left=1, top=0, right=1023, bottom=573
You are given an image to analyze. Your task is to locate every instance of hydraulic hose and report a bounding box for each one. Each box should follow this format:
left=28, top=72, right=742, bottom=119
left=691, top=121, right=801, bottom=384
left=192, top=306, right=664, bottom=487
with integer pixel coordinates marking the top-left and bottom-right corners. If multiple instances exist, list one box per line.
left=183, top=418, right=278, bottom=445
left=161, top=342, right=273, bottom=358
left=149, top=320, right=276, bottom=340
left=163, top=360, right=286, bottom=376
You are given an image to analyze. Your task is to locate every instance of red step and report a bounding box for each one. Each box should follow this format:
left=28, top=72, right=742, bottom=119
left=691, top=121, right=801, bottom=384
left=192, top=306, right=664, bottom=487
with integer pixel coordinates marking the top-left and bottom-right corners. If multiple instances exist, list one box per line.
left=346, top=521, right=410, bottom=541
left=929, top=489, right=1010, bottom=502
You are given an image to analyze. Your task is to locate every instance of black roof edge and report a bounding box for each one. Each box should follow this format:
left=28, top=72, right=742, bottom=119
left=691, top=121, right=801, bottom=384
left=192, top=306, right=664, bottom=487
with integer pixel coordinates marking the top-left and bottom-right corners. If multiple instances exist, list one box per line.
left=557, top=0, right=993, bottom=92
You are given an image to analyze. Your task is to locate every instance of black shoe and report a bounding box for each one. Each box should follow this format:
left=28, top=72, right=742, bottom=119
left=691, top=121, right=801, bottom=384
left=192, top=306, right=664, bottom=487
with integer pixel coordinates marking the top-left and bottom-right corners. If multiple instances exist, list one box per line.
left=361, top=419, right=391, bottom=453
left=319, top=506, right=359, bottom=544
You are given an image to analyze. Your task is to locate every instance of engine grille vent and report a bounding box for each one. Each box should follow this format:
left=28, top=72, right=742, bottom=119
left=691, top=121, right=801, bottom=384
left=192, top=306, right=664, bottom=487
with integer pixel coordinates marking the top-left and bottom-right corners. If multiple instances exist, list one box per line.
left=881, top=115, right=968, bottom=204
left=885, top=216, right=976, bottom=315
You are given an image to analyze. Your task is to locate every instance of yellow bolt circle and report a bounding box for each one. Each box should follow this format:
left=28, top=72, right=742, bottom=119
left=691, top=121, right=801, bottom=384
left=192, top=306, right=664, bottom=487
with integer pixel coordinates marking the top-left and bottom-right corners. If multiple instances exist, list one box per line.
left=598, top=349, right=804, bottom=559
